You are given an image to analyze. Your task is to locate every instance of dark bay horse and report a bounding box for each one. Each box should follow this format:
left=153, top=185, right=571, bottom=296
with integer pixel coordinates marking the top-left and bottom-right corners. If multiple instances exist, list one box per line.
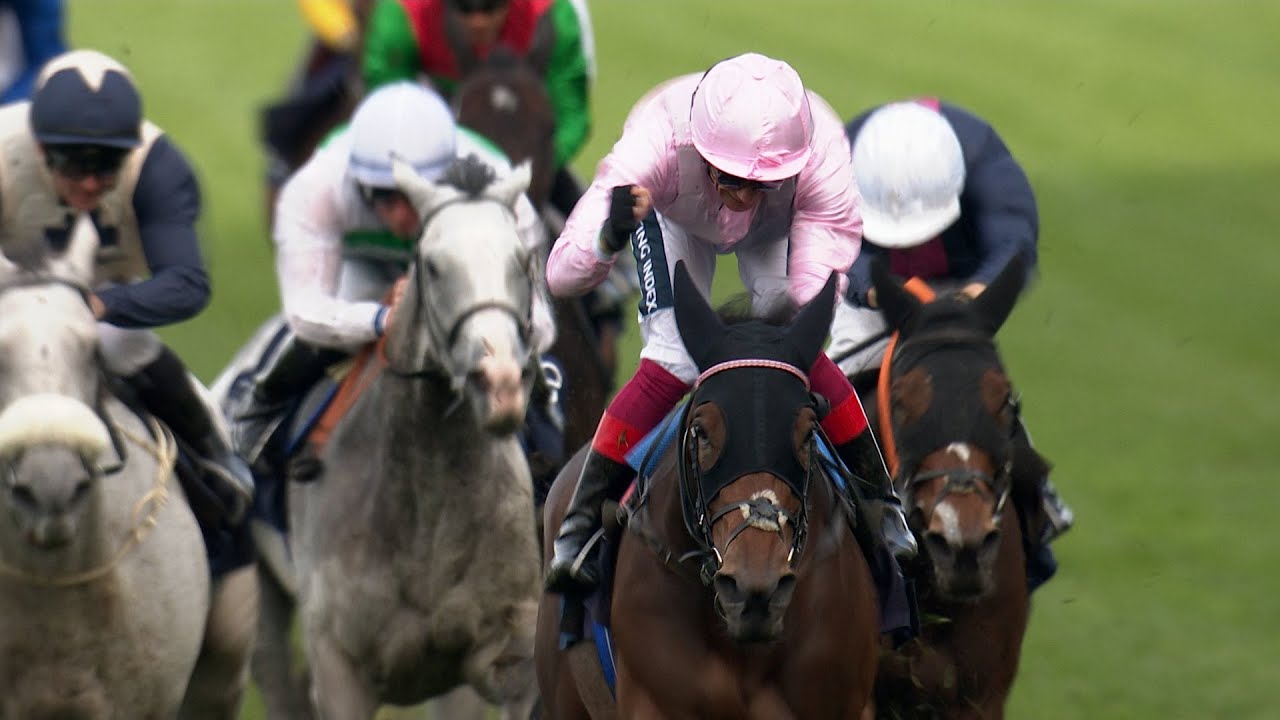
left=537, top=262, right=879, bottom=719
left=859, top=257, right=1045, bottom=719
left=453, top=55, right=613, bottom=459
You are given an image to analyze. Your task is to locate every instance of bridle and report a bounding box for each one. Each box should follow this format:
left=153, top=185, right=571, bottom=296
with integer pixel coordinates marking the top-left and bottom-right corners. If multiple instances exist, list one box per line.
left=382, top=195, right=534, bottom=380
left=886, top=328, right=1020, bottom=528
left=629, top=358, right=821, bottom=586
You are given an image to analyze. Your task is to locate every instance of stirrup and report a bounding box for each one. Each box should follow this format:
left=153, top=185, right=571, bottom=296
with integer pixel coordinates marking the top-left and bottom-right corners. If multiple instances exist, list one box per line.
left=882, top=505, right=918, bottom=561
left=1039, top=495, right=1075, bottom=544
left=547, top=528, right=606, bottom=593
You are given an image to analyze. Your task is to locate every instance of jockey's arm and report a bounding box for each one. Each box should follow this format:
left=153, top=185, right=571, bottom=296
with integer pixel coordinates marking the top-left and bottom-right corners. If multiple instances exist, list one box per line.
left=274, top=150, right=385, bottom=350
left=962, top=123, right=1039, bottom=291
left=360, top=0, right=421, bottom=91
left=545, top=107, right=671, bottom=299
left=785, top=95, right=860, bottom=309
left=95, top=136, right=211, bottom=328
left=545, top=0, right=591, bottom=168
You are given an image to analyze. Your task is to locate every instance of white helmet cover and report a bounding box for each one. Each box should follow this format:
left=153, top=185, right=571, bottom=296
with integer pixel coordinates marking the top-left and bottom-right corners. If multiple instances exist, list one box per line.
left=348, top=81, right=457, bottom=188
left=852, top=102, right=965, bottom=248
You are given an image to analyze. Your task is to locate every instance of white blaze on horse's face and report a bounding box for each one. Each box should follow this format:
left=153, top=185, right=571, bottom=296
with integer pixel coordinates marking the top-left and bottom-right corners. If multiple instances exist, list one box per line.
left=393, top=159, right=535, bottom=433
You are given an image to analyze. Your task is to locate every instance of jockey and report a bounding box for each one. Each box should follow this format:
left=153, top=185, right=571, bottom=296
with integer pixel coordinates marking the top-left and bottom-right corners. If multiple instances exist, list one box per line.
left=0, top=0, right=66, bottom=103
left=228, top=81, right=559, bottom=472
left=361, top=0, right=593, bottom=218
left=543, top=52, right=918, bottom=596
left=826, top=99, right=1074, bottom=589
left=0, top=49, right=254, bottom=523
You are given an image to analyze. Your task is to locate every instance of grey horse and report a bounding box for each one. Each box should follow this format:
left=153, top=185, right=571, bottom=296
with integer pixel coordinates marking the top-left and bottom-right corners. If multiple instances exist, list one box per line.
left=222, top=159, right=543, bottom=720
left=0, top=215, right=257, bottom=719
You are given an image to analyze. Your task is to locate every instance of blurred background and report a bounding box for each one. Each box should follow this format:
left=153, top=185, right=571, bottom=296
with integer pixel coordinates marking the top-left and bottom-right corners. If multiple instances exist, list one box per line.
left=59, top=0, right=1280, bottom=717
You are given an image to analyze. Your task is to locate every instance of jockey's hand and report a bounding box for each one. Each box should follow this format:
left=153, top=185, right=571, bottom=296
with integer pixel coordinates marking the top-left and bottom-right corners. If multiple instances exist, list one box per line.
left=88, top=293, right=106, bottom=320
left=600, top=185, right=652, bottom=255
left=962, top=282, right=987, bottom=299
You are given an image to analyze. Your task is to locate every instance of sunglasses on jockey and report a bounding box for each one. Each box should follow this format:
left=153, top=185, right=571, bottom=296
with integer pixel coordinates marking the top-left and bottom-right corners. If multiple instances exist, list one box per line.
left=447, top=0, right=509, bottom=14
left=43, top=144, right=130, bottom=181
left=706, top=163, right=788, bottom=192
left=357, top=183, right=409, bottom=208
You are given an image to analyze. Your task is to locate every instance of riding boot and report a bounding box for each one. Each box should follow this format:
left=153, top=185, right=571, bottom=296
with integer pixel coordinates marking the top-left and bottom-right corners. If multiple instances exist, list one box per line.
left=545, top=449, right=633, bottom=595
left=226, top=332, right=335, bottom=464
left=1012, top=417, right=1075, bottom=544
left=127, top=346, right=254, bottom=525
left=836, top=430, right=918, bottom=561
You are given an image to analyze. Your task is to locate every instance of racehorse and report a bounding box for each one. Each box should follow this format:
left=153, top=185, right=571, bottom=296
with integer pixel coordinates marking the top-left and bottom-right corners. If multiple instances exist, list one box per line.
left=536, top=262, right=880, bottom=719
left=251, top=157, right=543, bottom=719
left=453, top=53, right=614, bottom=463
left=0, top=216, right=255, bottom=719
left=858, top=256, right=1041, bottom=719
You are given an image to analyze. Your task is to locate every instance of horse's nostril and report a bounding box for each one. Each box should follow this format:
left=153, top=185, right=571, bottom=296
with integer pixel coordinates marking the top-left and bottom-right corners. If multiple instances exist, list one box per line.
left=713, top=574, right=742, bottom=603
left=70, top=479, right=91, bottom=508
left=11, top=485, right=36, bottom=511
left=774, top=573, right=797, bottom=601
left=982, top=529, right=1001, bottom=552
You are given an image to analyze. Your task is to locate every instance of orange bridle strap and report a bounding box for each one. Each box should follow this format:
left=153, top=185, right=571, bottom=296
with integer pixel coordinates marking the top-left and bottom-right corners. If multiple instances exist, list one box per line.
left=875, top=277, right=937, bottom=477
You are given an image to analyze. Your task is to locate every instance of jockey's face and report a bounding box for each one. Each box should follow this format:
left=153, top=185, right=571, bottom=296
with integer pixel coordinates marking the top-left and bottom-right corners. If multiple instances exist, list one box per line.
left=449, top=0, right=510, bottom=49
left=43, top=144, right=128, bottom=212
left=366, top=188, right=420, bottom=239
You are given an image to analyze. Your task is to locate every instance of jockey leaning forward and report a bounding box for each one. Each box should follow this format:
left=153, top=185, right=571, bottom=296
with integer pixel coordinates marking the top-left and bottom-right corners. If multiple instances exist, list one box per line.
left=826, top=99, right=1074, bottom=591
left=542, top=52, right=918, bottom=603
left=226, top=81, right=562, bottom=486
left=0, top=49, right=254, bottom=543
left=362, top=0, right=593, bottom=219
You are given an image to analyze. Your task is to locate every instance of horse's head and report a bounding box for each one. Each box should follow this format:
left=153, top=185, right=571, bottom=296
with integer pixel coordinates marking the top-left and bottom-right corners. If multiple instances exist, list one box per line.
left=873, top=255, right=1027, bottom=601
left=389, top=154, right=536, bottom=434
left=0, top=216, right=112, bottom=548
left=453, top=54, right=556, bottom=211
left=671, top=261, right=836, bottom=642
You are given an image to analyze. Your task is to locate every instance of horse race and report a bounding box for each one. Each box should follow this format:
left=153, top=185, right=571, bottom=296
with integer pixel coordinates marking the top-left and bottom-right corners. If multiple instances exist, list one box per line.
left=0, top=1, right=1273, bottom=719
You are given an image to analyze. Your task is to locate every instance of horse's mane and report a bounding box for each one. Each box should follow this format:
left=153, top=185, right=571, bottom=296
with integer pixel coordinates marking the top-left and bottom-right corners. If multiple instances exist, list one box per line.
left=439, top=154, right=498, bottom=198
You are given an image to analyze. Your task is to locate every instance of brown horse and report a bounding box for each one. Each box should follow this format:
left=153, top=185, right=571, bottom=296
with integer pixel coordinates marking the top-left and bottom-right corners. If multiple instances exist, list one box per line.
left=537, top=262, right=879, bottom=719
left=453, top=53, right=613, bottom=464
left=858, top=256, right=1045, bottom=719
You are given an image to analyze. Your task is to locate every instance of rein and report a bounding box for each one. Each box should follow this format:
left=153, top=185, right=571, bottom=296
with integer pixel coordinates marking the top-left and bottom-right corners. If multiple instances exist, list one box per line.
left=0, top=415, right=177, bottom=588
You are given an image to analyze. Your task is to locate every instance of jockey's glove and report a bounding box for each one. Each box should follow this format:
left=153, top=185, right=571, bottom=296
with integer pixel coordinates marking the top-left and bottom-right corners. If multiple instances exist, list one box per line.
left=599, top=185, right=640, bottom=255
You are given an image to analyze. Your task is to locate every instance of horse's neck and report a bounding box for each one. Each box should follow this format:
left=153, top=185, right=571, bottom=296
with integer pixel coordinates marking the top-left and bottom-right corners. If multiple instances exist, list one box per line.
left=340, top=375, right=493, bottom=532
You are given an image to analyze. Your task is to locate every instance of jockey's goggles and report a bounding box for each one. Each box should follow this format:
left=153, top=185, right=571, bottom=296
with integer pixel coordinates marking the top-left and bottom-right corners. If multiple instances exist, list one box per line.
left=43, top=144, right=130, bottom=180
left=707, top=163, right=787, bottom=192
left=358, top=184, right=408, bottom=208
left=448, top=0, right=509, bottom=14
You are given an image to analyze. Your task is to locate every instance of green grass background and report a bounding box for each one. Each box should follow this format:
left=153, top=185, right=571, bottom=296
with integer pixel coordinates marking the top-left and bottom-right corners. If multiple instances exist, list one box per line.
left=67, top=1, right=1279, bottom=717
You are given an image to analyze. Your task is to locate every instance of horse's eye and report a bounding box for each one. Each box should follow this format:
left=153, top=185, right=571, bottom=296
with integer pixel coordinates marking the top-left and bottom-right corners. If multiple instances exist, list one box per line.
left=691, top=424, right=710, bottom=446
left=423, top=258, right=441, bottom=281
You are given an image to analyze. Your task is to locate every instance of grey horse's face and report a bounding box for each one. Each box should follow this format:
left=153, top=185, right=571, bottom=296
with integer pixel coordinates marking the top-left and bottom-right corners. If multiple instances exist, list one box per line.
left=393, top=160, right=537, bottom=435
left=0, top=216, right=109, bottom=548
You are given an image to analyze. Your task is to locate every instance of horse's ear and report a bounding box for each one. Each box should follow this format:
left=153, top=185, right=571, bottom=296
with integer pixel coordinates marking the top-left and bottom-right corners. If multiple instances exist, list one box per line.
left=971, top=253, right=1027, bottom=335
left=784, top=271, right=839, bottom=370
left=47, top=213, right=99, bottom=284
left=392, top=156, right=456, bottom=219
left=672, top=260, right=724, bottom=370
left=871, top=257, right=921, bottom=332
left=488, top=160, right=533, bottom=209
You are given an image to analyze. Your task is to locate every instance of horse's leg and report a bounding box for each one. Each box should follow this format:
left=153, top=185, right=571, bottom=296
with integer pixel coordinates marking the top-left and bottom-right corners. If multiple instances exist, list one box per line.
left=253, top=562, right=316, bottom=720
left=307, top=632, right=379, bottom=720
left=178, top=564, right=259, bottom=720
